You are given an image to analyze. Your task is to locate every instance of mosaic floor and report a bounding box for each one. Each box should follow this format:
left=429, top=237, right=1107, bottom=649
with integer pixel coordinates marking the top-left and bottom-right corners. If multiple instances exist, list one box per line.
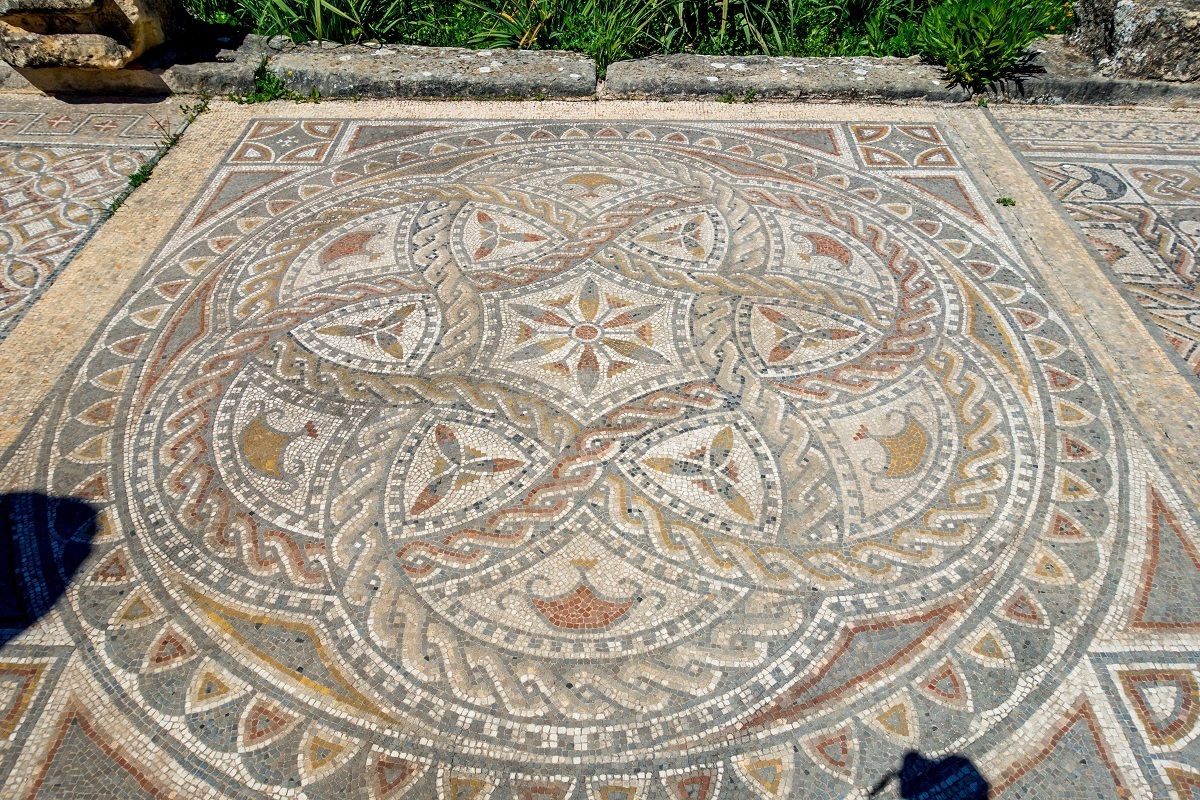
left=996, top=107, right=1200, bottom=378
left=0, top=96, right=187, bottom=342
left=1, top=102, right=1199, bottom=799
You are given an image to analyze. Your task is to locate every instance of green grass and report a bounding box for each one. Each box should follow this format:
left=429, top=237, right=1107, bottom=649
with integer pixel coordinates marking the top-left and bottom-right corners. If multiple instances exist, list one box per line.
left=188, top=0, right=487, bottom=47
left=233, top=59, right=300, bottom=102
left=126, top=161, right=155, bottom=191
left=186, top=0, right=1073, bottom=89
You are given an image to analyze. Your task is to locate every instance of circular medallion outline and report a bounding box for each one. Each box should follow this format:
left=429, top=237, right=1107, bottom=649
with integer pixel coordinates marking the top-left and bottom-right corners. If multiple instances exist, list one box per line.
left=39, top=122, right=1127, bottom=785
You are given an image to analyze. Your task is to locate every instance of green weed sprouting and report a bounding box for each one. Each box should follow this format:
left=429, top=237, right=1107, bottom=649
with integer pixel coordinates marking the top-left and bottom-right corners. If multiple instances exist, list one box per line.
left=915, top=0, right=1070, bottom=88
left=718, top=88, right=757, bottom=103
left=126, top=162, right=155, bottom=191
left=230, top=58, right=322, bottom=103
left=106, top=95, right=211, bottom=216
left=241, top=59, right=297, bottom=101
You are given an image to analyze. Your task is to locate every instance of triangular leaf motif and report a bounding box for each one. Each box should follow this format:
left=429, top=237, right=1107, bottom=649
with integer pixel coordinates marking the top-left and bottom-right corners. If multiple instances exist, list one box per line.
left=1000, top=586, right=1047, bottom=626
left=89, top=548, right=130, bottom=583
left=145, top=625, right=195, bottom=672
left=111, top=588, right=159, bottom=628
left=239, top=698, right=298, bottom=750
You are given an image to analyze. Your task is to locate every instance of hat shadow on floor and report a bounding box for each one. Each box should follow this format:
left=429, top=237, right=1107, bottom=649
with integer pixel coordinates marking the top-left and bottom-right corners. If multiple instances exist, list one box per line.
left=0, top=493, right=96, bottom=648
left=871, top=750, right=990, bottom=799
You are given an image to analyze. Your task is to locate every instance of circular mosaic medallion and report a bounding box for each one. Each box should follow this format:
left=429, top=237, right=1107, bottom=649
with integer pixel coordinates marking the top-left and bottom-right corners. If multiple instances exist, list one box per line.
left=40, top=120, right=1129, bottom=795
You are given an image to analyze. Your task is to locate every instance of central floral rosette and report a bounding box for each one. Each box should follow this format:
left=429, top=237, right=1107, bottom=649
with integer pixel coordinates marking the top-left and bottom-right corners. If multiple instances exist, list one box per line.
left=505, top=275, right=670, bottom=397
left=296, top=170, right=969, bottom=737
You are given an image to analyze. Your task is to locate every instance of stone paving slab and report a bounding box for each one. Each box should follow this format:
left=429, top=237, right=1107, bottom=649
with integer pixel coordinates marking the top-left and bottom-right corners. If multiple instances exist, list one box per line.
left=994, top=106, right=1200, bottom=380
left=603, top=54, right=970, bottom=102
left=0, top=100, right=1199, bottom=799
left=0, top=94, right=188, bottom=342
left=269, top=43, right=597, bottom=99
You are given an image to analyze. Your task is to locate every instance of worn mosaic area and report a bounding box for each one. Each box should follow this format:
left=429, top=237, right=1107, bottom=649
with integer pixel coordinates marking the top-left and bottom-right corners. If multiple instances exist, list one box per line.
left=2, top=116, right=1200, bottom=799
left=0, top=99, right=181, bottom=341
left=998, top=112, right=1200, bottom=378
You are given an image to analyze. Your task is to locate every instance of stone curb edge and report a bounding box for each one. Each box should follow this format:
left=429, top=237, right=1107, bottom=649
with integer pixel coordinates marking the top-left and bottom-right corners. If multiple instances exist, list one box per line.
left=0, top=34, right=1196, bottom=105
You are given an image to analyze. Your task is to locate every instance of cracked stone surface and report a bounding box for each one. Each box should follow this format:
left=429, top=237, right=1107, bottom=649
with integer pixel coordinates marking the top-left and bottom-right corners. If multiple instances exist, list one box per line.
left=604, top=54, right=970, bottom=101
left=268, top=42, right=597, bottom=99
left=0, top=100, right=1199, bottom=800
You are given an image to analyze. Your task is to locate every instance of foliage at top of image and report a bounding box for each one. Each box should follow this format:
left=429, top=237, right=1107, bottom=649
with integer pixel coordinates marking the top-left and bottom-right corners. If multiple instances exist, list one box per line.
left=187, top=0, right=489, bottom=46
left=464, top=0, right=668, bottom=73
left=916, top=0, right=1071, bottom=87
left=184, top=0, right=1074, bottom=89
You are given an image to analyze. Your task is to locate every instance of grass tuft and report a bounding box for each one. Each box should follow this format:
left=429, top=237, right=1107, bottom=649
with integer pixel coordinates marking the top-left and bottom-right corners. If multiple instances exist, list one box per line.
left=230, top=58, right=320, bottom=102
left=916, top=0, right=1069, bottom=88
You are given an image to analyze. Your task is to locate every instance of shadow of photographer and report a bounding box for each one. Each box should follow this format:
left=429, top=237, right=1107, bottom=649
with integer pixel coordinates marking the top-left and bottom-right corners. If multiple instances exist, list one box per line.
left=0, top=492, right=97, bottom=647
left=871, top=750, right=990, bottom=799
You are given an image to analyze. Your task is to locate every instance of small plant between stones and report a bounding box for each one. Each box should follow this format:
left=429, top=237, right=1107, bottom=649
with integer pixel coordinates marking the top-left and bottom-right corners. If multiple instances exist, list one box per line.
left=106, top=95, right=211, bottom=216
left=996, top=196, right=1017, bottom=206
left=230, top=58, right=322, bottom=104
left=719, top=90, right=757, bottom=103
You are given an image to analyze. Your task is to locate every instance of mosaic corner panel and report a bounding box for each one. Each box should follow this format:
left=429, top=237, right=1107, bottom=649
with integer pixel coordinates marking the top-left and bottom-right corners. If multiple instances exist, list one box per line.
left=998, top=113, right=1200, bottom=379
left=0, top=98, right=188, bottom=345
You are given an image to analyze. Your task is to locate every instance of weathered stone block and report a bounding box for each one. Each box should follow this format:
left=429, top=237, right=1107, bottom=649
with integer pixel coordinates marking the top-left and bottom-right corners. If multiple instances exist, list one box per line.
left=1070, top=0, right=1200, bottom=80
left=603, top=54, right=970, bottom=101
left=1069, top=0, right=1117, bottom=58
left=992, top=35, right=1200, bottom=102
left=267, top=42, right=597, bottom=99
left=1110, top=0, right=1200, bottom=80
left=0, top=0, right=181, bottom=69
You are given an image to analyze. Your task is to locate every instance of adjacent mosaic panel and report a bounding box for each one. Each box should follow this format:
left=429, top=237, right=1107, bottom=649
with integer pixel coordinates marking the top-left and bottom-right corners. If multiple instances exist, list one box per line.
left=999, top=115, right=1200, bottom=376
left=0, top=101, right=177, bottom=341
left=2, top=117, right=1199, bottom=798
